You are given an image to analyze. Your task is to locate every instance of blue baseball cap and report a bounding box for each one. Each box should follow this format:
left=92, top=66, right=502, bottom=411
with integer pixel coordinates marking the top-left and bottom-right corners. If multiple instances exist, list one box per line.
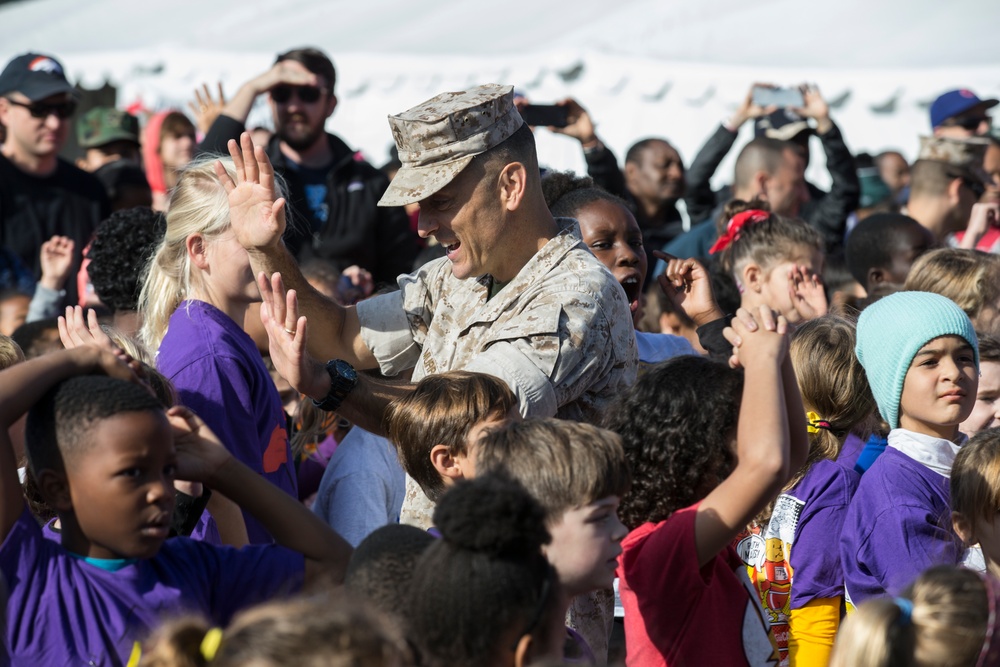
left=930, top=89, right=997, bottom=129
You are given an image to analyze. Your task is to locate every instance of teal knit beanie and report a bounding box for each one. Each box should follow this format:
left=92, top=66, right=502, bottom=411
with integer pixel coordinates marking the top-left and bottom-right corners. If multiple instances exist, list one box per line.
left=855, top=291, right=979, bottom=429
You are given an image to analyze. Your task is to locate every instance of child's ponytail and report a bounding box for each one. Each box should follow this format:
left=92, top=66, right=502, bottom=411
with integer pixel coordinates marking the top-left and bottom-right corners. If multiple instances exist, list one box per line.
left=831, top=566, right=993, bottom=667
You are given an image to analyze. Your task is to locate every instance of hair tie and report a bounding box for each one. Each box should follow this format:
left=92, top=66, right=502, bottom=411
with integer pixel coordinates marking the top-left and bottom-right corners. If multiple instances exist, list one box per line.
left=894, top=597, right=914, bottom=625
left=708, top=209, right=770, bottom=254
left=806, top=411, right=833, bottom=435
left=977, top=572, right=1000, bottom=667
left=200, top=627, right=224, bottom=662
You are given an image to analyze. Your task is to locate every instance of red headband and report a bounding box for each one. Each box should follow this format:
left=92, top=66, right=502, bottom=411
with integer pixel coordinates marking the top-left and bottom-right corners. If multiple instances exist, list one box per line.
left=708, top=209, right=771, bottom=254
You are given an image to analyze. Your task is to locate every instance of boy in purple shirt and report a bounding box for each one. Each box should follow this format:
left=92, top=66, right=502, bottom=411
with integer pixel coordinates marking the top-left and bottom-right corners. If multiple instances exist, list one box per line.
left=841, top=291, right=979, bottom=606
left=0, top=347, right=353, bottom=665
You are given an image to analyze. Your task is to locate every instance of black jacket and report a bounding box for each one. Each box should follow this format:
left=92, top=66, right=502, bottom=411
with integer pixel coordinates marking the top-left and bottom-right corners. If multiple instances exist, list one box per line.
left=200, top=115, right=419, bottom=286
left=683, top=122, right=860, bottom=252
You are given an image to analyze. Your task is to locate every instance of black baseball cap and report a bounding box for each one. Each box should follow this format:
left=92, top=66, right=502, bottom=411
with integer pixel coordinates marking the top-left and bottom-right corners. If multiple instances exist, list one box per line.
left=0, top=52, right=76, bottom=101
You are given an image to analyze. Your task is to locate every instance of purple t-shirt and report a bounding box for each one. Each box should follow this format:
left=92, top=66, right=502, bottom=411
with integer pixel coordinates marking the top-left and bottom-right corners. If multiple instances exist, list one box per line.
left=839, top=446, right=962, bottom=606
left=1, top=505, right=303, bottom=665
left=735, top=459, right=859, bottom=662
left=157, top=300, right=297, bottom=544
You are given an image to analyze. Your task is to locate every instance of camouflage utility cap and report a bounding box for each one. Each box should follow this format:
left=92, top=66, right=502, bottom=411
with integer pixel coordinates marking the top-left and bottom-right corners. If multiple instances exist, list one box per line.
left=77, top=107, right=140, bottom=148
left=917, top=135, right=991, bottom=183
left=378, top=84, right=524, bottom=207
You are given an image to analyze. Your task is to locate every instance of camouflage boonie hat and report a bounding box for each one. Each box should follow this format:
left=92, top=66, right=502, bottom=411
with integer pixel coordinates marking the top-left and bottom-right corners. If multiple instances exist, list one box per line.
left=77, top=107, right=140, bottom=149
left=378, top=84, right=524, bottom=207
left=917, top=135, right=991, bottom=183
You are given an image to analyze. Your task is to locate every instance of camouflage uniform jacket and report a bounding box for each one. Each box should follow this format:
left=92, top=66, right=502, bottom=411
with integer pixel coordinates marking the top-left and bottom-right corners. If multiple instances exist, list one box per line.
left=358, top=218, right=636, bottom=663
left=356, top=218, right=638, bottom=525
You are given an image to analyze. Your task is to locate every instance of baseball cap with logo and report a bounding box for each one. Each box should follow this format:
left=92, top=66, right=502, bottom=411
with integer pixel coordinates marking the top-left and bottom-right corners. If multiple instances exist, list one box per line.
left=929, top=89, right=998, bottom=129
left=0, top=52, right=76, bottom=101
left=378, top=84, right=524, bottom=207
left=77, top=107, right=140, bottom=149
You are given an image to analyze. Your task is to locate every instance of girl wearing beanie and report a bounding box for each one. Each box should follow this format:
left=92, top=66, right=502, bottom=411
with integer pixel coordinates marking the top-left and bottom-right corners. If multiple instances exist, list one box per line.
left=841, top=291, right=979, bottom=608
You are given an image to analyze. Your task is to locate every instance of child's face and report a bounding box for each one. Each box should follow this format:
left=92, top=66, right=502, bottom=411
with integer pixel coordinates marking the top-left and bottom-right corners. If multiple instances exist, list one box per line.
left=882, top=225, right=935, bottom=289
left=543, top=496, right=627, bottom=596
left=757, top=245, right=824, bottom=324
left=0, top=294, right=30, bottom=336
left=201, top=230, right=258, bottom=304
left=960, top=360, right=1000, bottom=438
left=899, top=335, right=978, bottom=439
left=62, top=410, right=177, bottom=560
left=575, top=199, right=647, bottom=316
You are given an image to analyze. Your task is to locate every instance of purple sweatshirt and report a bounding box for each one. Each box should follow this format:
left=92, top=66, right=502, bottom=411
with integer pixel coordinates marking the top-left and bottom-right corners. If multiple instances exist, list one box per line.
left=157, top=301, right=297, bottom=544
left=1, top=505, right=303, bottom=665
left=839, top=447, right=962, bottom=606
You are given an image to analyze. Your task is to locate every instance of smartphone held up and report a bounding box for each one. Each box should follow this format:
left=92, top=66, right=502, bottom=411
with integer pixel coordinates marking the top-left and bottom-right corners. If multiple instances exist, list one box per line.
left=751, top=85, right=804, bottom=109
left=520, top=104, right=569, bottom=128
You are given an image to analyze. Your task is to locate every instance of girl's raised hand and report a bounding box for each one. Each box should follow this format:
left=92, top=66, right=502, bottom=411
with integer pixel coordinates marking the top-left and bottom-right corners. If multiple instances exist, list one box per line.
left=654, top=252, right=724, bottom=326
left=167, top=406, right=232, bottom=484
left=788, top=265, right=828, bottom=321
left=215, top=132, right=287, bottom=253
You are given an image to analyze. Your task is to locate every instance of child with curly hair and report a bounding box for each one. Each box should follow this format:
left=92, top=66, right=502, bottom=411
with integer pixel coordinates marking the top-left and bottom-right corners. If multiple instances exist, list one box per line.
left=606, top=306, right=808, bottom=666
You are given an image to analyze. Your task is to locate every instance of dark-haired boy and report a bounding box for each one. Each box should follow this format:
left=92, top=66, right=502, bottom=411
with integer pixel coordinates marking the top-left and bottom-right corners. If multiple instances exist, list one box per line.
left=845, top=212, right=934, bottom=299
left=0, top=347, right=352, bottom=663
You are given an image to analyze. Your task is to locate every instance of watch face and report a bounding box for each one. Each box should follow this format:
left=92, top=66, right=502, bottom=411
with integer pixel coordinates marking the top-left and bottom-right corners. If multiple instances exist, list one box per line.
left=333, top=359, right=358, bottom=382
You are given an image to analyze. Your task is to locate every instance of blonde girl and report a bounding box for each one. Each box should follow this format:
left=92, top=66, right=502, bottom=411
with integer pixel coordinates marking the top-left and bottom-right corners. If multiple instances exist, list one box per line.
left=830, top=565, right=998, bottom=667
left=139, top=157, right=296, bottom=544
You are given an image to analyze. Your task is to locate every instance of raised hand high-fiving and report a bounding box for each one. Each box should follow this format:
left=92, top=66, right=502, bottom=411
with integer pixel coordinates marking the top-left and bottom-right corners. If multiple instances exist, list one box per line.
left=215, top=132, right=288, bottom=253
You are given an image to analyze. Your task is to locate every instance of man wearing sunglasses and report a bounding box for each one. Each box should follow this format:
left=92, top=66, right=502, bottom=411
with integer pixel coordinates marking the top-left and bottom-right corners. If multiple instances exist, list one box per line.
left=200, top=47, right=417, bottom=286
left=931, top=89, right=997, bottom=139
left=906, top=135, right=993, bottom=244
left=0, top=52, right=109, bottom=307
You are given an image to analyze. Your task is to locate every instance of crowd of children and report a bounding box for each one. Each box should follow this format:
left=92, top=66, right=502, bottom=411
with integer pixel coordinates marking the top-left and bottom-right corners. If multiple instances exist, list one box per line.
left=3, top=84, right=1000, bottom=667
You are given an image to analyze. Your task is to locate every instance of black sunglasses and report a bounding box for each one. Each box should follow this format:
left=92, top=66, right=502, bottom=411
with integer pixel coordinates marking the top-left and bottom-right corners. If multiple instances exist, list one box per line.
left=945, top=115, right=992, bottom=132
left=5, top=98, right=77, bottom=120
left=271, top=85, right=322, bottom=104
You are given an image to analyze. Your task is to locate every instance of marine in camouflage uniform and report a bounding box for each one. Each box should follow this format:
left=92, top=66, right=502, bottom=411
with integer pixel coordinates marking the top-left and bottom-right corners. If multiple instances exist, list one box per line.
left=227, top=84, right=637, bottom=664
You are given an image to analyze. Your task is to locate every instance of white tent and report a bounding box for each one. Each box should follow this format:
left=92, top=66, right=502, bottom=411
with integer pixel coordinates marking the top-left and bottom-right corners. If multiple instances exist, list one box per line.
left=2, top=0, right=998, bottom=191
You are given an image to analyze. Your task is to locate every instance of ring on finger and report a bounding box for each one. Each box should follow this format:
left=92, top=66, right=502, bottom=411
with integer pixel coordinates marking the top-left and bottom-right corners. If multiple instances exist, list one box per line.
left=284, top=327, right=297, bottom=336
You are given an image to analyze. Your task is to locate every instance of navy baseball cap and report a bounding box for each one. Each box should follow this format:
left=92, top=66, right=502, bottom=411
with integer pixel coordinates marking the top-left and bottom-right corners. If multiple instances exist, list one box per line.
left=0, top=53, right=76, bottom=101
left=930, top=89, right=998, bottom=129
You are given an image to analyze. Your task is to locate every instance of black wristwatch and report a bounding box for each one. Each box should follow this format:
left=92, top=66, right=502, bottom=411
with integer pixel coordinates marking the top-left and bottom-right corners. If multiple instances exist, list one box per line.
left=312, top=359, right=358, bottom=412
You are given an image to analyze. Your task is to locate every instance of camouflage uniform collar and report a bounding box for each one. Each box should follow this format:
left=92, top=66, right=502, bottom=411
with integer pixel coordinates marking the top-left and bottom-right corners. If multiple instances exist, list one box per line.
left=471, top=217, right=582, bottom=313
